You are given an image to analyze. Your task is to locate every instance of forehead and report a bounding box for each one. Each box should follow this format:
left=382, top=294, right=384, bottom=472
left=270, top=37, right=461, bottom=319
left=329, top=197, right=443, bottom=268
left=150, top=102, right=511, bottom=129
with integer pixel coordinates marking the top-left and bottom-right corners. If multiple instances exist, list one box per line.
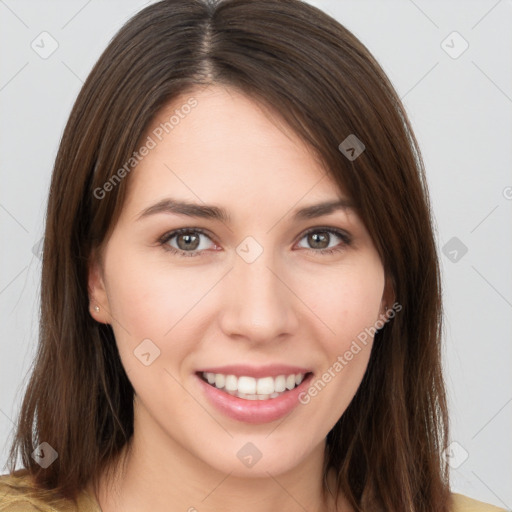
left=123, top=85, right=347, bottom=216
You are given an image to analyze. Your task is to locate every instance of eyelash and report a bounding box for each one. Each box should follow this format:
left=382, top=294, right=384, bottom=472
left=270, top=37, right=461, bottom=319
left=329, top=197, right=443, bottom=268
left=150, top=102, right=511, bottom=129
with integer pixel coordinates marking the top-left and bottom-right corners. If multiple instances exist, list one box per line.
left=157, top=227, right=352, bottom=258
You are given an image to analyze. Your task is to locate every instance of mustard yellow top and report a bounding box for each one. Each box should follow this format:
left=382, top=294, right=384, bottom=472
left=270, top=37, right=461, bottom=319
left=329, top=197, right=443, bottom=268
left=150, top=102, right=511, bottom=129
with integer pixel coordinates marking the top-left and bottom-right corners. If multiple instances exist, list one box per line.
left=0, top=471, right=508, bottom=511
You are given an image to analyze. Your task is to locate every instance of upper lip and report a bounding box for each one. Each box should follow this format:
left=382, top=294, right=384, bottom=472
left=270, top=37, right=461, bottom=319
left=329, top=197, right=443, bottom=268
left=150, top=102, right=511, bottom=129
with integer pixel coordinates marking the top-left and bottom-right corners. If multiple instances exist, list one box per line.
left=195, top=364, right=313, bottom=379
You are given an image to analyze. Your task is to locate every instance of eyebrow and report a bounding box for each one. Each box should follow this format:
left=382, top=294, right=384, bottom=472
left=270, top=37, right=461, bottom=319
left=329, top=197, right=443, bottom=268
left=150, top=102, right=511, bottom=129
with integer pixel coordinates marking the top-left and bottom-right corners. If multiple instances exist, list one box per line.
left=136, top=197, right=355, bottom=223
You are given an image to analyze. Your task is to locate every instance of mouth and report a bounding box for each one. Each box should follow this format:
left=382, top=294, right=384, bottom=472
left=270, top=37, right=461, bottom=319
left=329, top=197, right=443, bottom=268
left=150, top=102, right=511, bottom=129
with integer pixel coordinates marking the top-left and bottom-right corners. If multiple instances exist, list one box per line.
left=196, top=370, right=314, bottom=401
left=194, top=364, right=315, bottom=423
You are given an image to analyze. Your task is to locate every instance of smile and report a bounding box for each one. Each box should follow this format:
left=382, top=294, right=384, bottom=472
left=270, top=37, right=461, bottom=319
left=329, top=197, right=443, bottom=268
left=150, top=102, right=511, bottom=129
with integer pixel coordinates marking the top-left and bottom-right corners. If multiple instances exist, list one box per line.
left=199, top=371, right=308, bottom=400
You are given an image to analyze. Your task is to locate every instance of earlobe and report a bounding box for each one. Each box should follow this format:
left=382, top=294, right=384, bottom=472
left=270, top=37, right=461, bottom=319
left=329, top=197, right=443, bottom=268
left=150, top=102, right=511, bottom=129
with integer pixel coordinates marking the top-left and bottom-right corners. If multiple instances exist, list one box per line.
left=87, top=248, right=110, bottom=324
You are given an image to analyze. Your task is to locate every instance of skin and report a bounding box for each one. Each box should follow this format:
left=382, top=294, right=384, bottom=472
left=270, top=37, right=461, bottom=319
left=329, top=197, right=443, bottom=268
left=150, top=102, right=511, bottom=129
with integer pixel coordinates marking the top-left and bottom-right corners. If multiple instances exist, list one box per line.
left=88, top=84, right=393, bottom=512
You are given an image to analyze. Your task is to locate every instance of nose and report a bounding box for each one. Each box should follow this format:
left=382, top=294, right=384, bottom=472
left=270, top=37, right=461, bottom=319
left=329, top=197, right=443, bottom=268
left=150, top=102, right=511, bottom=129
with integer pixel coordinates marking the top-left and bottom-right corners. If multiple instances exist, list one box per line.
left=217, top=249, right=299, bottom=345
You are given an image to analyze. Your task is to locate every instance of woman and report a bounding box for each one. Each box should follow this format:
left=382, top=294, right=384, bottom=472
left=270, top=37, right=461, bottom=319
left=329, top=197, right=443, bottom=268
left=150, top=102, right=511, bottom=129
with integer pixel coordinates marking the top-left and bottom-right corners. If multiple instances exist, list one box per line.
left=0, top=0, right=505, bottom=511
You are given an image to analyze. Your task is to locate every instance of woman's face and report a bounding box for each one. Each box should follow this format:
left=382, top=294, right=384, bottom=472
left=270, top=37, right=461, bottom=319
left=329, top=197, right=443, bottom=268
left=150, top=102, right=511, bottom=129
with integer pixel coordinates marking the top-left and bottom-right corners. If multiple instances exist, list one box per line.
left=89, top=85, right=390, bottom=478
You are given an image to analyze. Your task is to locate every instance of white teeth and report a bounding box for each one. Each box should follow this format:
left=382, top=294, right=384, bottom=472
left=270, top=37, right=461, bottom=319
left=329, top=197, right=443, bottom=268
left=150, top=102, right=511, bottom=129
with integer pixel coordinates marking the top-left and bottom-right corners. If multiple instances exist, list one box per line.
left=225, top=374, right=237, bottom=391
left=238, top=376, right=256, bottom=394
left=285, top=374, right=296, bottom=390
left=214, top=373, right=225, bottom=389
left=256, top=376, right=274, bottom=395
left=201, top=371, right=308, bottom=400
left=274, top=375, right=286, bottom=392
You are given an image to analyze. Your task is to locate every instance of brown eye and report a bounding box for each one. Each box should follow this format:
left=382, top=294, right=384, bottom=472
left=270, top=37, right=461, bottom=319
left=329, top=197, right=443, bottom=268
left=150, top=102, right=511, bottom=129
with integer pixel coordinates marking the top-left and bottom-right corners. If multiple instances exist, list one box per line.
left=307, top=232, right=330, bottom=249
left=296, top=227, right=351, bottom=255
left=175, top=232, right=201, bottom=251
left=159, top=228, right=216, bottom=257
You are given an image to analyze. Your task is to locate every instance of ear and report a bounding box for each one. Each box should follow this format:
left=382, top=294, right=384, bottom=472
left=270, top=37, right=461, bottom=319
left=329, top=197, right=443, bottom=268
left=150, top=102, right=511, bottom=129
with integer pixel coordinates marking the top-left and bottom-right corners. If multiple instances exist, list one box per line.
left=88, top=248, right=111, bottom=324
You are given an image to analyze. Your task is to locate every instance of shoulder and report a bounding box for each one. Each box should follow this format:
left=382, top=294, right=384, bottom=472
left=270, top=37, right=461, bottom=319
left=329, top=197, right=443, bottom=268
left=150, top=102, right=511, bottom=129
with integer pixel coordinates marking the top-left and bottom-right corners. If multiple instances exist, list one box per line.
left=0, top=471, right=100, bottom=512
left=0, top=471, right=50, bottom=512
left=451, top=492, right=509, bottom=512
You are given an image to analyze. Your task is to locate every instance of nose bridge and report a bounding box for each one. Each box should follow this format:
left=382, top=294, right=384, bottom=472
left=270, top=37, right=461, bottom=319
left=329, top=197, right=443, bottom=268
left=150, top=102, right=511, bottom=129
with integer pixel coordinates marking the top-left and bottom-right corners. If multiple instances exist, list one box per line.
left=219, top=243, right=297, bottom=342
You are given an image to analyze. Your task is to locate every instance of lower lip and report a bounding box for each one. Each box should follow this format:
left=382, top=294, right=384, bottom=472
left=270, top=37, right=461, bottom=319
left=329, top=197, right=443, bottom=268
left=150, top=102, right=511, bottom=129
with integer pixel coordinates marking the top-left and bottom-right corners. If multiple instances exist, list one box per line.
left=195, top=373, right=314, bottom=424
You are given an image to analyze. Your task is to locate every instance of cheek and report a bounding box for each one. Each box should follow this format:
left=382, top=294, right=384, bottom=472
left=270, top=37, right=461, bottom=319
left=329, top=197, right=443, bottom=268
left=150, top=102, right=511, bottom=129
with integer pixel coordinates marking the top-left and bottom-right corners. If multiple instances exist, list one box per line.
left=294, top=255, right=385, bottom=350
left=104, top=238, right=216, bottom=330
left=293, top=253, right=384, bottom=407
left=102, top=244, right=217, bottom=375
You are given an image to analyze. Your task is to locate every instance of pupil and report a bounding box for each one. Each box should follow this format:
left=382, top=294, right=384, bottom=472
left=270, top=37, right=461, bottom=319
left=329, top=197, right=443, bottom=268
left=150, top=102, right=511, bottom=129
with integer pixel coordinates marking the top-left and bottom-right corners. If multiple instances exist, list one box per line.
left=309, top=232, right=329, bottom=249
left=178, top=233, right=199, bottom=250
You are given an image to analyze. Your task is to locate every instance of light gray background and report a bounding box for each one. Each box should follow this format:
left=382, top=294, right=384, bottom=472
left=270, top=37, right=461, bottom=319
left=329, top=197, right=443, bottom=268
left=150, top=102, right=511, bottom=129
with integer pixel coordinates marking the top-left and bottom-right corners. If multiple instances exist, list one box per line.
left=1, top=0, right=511, bottom=508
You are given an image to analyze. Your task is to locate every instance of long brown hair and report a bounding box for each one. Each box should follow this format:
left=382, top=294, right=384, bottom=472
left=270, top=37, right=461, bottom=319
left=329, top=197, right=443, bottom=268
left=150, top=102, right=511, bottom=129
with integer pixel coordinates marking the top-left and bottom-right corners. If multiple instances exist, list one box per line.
left=5, top=0, right=451, bottom=510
